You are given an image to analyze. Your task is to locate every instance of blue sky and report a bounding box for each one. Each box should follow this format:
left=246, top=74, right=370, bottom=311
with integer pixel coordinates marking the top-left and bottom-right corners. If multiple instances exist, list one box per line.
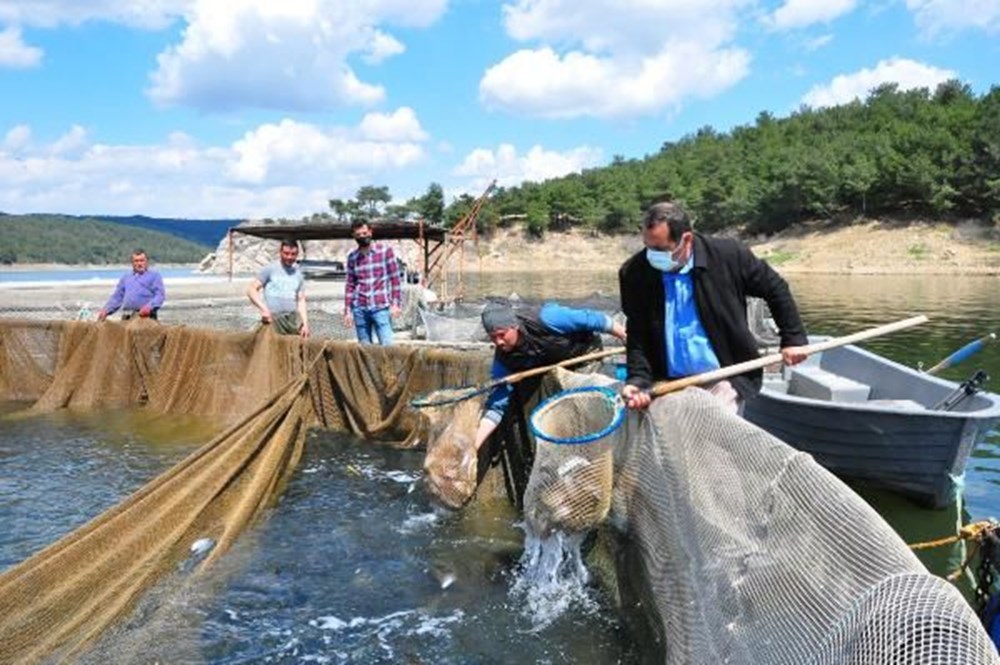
left=0, top=0, right=998, bottom=219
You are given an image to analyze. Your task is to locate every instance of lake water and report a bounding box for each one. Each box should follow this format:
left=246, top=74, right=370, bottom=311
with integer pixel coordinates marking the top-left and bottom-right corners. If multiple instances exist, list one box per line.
left=1, top=271, right=998, bottom=661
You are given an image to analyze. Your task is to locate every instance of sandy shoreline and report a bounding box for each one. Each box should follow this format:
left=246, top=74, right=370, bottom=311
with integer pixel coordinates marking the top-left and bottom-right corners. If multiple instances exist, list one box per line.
left=4, top=219, right=1000, bottom=284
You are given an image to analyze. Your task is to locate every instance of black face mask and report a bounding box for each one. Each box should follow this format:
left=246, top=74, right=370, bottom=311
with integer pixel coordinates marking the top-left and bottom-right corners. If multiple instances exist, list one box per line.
left=355, top=236, right=372, bottom=247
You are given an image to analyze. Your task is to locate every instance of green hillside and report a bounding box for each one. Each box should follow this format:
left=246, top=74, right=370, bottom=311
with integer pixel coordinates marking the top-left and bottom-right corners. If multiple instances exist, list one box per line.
left=0, top=215, right=209, bottom=264
left=480, top=81, right=1000, bottom=237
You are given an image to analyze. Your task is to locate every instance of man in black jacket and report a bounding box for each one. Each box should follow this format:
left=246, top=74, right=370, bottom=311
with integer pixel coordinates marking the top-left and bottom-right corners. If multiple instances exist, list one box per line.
left=619, top=201, right=808, bottom=411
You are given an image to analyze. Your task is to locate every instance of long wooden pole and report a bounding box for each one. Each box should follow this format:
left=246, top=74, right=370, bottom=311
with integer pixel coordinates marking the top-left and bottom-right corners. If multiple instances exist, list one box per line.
left=497, top=346, right=624, bottom=388
left=650, top=315, right=929, bottom=397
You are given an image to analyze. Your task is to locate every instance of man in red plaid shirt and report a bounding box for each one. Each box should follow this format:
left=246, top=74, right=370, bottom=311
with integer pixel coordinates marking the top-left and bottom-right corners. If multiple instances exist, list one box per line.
left=343, top=219, right=402, bottom=345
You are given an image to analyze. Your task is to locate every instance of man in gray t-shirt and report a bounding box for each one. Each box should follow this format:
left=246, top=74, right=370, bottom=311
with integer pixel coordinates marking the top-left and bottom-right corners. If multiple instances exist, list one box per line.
left=246, top=239, right=310, bottom=337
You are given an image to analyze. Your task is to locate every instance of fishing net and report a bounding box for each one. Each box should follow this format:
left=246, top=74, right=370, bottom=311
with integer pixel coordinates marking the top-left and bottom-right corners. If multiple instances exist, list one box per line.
left=525, top=387, right=620, bottom=535
left=0, top=318, right=489, bottom=663
left=523, top=370, right=1000, bottom=664
left=420, top=392, right=487, bottom=508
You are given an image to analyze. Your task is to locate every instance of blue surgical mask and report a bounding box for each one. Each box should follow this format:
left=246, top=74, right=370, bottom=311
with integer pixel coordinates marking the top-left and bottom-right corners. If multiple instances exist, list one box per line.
left=646, top=247, right=682, bottom=272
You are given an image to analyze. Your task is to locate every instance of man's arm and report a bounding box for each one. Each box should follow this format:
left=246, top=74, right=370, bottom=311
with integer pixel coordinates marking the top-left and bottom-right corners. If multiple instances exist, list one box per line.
left=738, top=246, right=807, bottom=347
left=98, top=276, right=127, bottom=320
left=140, top=272, right=166, bottom=317
left=296, top=288, right=310, bottom=338
left=246, top=276, right=272, bottom=323
left=538, top=302, right=625, bottom=340
left=386, top=247, right=402, bottom=316
left=343, top=254, right=356, bottom=324
left=474, top=358, right=511, bottom=451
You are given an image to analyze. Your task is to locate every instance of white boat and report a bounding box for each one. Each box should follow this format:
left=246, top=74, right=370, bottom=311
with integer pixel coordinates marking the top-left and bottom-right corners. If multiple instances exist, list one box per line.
left=743, top=340, right=1000, bottom=508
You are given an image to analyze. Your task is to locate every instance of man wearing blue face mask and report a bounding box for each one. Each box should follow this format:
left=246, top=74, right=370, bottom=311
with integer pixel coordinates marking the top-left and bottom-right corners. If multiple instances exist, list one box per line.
left=618, top=201, right=808, bottom=411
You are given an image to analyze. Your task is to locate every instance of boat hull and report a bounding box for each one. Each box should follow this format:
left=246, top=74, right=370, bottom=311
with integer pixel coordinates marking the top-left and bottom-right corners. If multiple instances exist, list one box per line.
left=744, top=343, right=1000, bottom=508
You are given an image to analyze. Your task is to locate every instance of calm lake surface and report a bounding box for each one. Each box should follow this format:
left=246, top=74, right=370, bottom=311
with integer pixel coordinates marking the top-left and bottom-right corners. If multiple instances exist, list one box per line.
left=1, top=271, right=998, bottom=661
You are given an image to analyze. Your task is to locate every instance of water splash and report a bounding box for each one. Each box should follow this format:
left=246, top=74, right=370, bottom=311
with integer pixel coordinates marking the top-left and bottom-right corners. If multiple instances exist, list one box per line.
left=509, top=525, right=599, bottom=631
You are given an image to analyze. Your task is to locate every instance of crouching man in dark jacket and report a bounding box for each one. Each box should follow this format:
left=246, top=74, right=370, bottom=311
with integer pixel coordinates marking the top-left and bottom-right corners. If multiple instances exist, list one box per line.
left=473, top=301, right=627, bottom=451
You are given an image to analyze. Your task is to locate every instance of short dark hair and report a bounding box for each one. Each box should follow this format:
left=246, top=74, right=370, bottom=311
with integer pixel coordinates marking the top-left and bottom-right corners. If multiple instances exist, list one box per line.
left=279, top=238, right=299, bottom=250
left=351, top=218, right=370, bottom=233
left=643, top=202, right=692, bottom=241
left=131, top=248, right=147, bottom=258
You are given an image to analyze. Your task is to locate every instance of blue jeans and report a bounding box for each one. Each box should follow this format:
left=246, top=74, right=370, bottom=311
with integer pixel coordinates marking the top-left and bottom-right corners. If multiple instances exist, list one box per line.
left=353, top=306, right=394, bottom=345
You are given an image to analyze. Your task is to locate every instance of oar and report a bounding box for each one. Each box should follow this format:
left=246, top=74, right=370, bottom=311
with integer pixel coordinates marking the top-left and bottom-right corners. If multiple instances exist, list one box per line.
left=411, top=346, right=625, bottom=408
left=529, top=315, right=930, bottom=444
left=648, top=315, right=929, bottom=397
left=924, top=332, right=996, bottom=375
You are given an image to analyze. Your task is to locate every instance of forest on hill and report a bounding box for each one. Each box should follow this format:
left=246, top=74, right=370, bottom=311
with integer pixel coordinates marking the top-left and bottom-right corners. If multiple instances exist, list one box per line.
left=0, top=215, right=210, bottom=264
left=485, top=81, right=1000, bottom=237
left=305, top=81, right=1000, bottom=240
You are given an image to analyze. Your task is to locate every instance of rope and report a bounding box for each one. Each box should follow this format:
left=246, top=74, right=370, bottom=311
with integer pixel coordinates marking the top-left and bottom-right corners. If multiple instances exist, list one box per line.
left=907, top=520, right=999, bottom=584
left=908, top=520, right=995, bottom=551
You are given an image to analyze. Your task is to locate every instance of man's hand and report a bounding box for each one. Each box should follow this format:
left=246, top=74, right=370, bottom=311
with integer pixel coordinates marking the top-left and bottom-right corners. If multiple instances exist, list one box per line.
left=299, top=322, right=310, bottom=339
left=781, top=345, right=808, bottom=366
left=622, top=384, right=651, bottom=410
left=97, top=309, right=108, bottom=322
left=610, top=321, right=627, bottom=341
left=260, top=308, right=273, bottom=324
left=390, top=304, right=402, bottom=318
left=138, top=304, right=153, bottom=318
left=342, top=311, right=353, bottom=326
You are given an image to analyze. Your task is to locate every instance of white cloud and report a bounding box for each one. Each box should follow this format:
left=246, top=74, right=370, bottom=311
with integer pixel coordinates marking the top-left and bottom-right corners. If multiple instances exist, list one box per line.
left=800, top=57, right=956, bottom=108
left=0, top=26, right=43, bottom=68
left=0, top=111, right=430, bottom=218
left=765, top=0, right=857, bottom=31
left=2, top=124, right=31, bottom=152
left=363, top=30, right=405, bottom=64
left=0, top=0, right=190, bottom=30
left=803, top=34, right=834, bottom=51
left=906, top=0, right=1000, bottom=37
left=148, top=0, right=448, bottom=112
left=481, top=44, right=749, bottom=119
left=501, top=0, right=746, bottom=54
left=455, top=143, right=603, bottom=192
left=359, top=107, right=428, bottom=142
left=481, top=0, right=752, bottom=119
left=49, top=125, right=88, bottom=156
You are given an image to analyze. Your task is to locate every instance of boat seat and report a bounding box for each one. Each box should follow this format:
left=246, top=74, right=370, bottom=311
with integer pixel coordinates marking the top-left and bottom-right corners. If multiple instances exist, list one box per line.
left=787, top=366, right=871, bottom=402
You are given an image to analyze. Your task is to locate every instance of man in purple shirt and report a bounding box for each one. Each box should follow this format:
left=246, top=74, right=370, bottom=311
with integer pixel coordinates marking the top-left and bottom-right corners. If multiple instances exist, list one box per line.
left=97, top=249, right=166, bottom=321
left=343, top=219, right=402, bottom=345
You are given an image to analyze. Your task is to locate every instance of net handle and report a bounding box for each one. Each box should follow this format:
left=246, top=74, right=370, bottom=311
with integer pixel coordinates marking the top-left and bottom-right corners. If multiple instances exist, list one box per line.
left=649, top=314, right=929, bottom=397
left=525, top=316, right=929, bottom=444
left=410, top=346, right=624, bottom=408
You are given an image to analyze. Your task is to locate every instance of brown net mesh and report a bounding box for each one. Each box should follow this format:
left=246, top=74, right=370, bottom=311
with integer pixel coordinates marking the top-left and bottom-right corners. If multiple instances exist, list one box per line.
left=522, top=370, right=1000, bottom=664
left=420, top=391, right=488, bottom=508
left=0, top=319, right=489, bottom=664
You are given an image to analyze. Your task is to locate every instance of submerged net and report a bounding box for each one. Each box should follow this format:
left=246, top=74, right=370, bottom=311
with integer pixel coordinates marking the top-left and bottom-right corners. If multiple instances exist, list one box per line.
left=523, top=370, right=1000, bottom=664
left=0, top=318, right=489, bottom=663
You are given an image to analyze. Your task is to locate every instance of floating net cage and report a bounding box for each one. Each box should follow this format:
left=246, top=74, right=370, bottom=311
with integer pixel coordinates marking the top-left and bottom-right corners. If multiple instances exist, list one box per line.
left=1, top=319, right=998, bottom=664
left=521, top=370, right=1000, bottom=664
left=0, top=318, right=490, bottom=663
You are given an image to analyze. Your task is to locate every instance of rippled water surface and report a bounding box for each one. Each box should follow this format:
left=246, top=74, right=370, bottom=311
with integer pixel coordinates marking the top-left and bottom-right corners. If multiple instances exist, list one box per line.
left=1, top=413, right=635, bottom=663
